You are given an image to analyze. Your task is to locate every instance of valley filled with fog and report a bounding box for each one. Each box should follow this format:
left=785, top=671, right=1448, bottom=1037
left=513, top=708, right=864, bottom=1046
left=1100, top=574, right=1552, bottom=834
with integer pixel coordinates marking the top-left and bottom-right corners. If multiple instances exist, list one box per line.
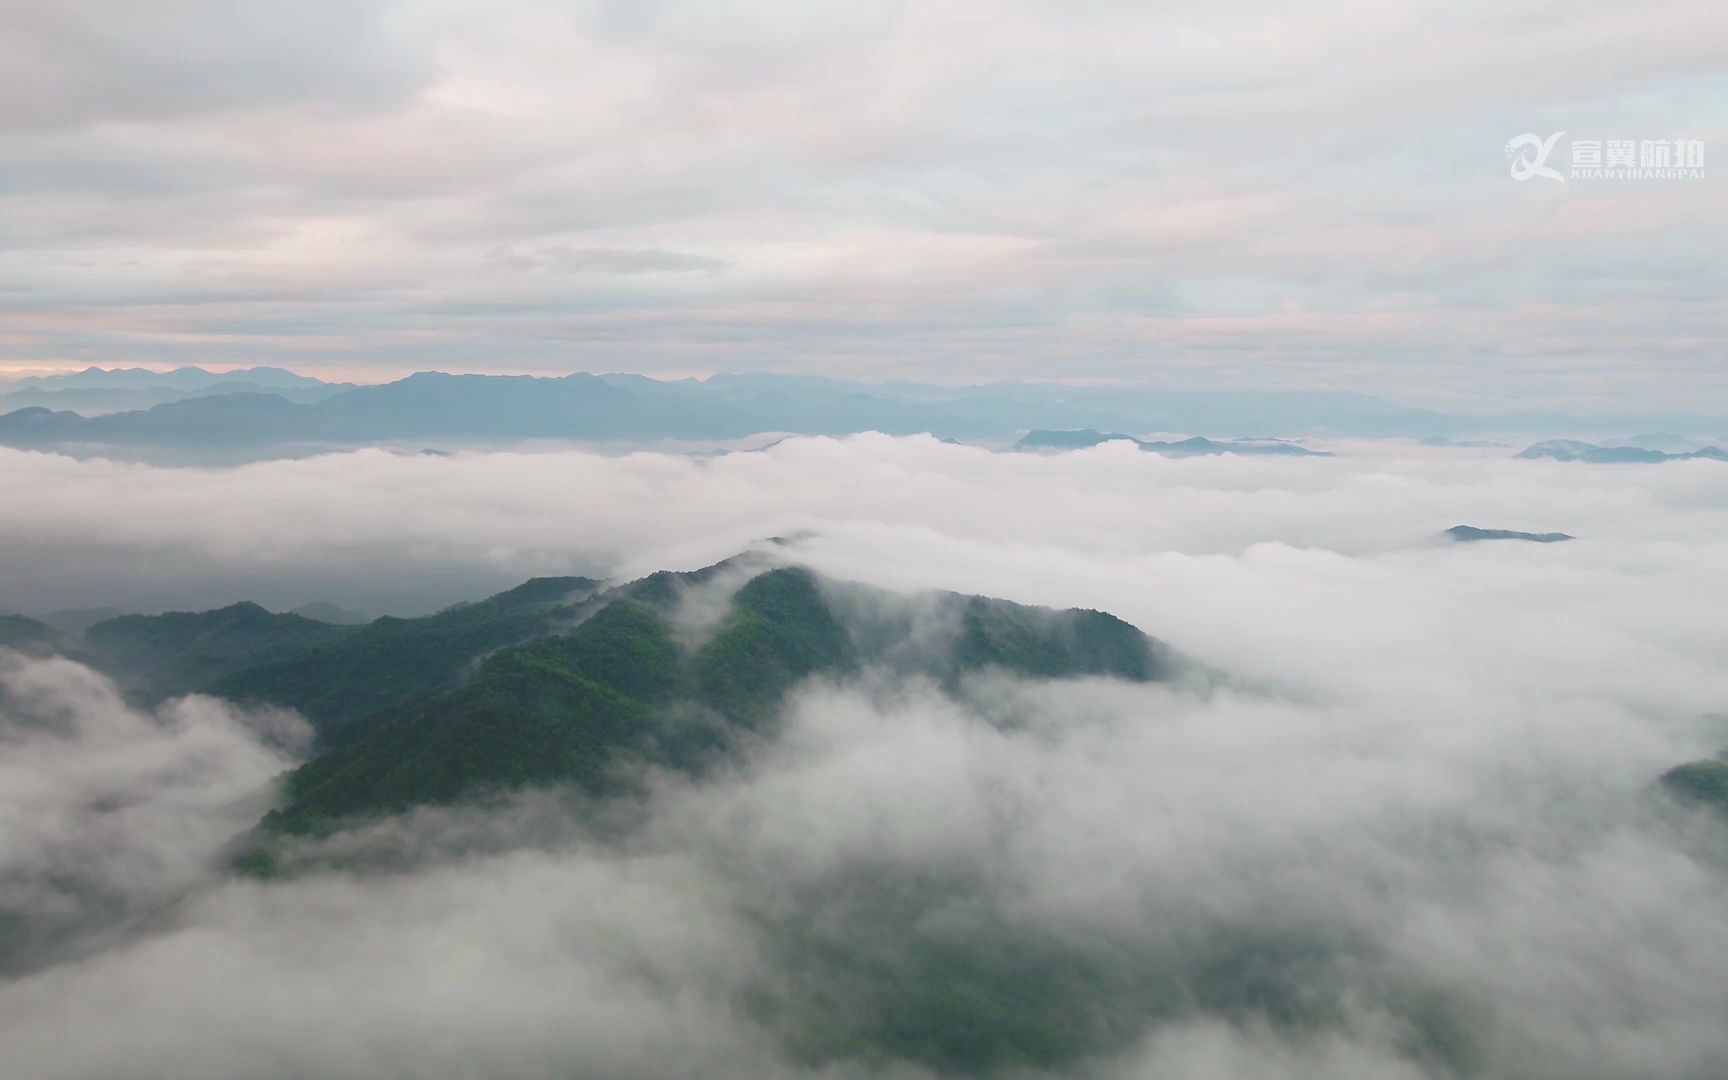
left=3, top=437, right=1727, bottom=1078
left=5, top=0, right=1722, bottom=1073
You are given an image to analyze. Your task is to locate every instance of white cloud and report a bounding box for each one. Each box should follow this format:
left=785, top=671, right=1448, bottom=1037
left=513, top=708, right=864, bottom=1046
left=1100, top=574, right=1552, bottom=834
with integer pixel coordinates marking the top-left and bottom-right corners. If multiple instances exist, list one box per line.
left=1, top=440, right=1727, bottom=1075
left=2, top=436, right=1726, bottom=617
left=0, top=651, right=308, bottom=971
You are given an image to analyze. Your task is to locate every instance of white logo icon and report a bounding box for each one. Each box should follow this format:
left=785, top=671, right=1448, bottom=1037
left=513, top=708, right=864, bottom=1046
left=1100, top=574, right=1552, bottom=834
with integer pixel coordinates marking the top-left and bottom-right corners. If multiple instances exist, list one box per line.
left=1507, top=132, right=1568, bottom=182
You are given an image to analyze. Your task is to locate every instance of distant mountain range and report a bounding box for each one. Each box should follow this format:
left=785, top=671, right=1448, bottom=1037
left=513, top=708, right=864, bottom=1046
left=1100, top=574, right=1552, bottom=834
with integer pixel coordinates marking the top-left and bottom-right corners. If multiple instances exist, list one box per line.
left=25, top=607, right=125, bottom=635
left=0, top=366, right=349, bottom=416
left=1443, top=525, right=1574, bottom=543
left=0, top=382, right=347, bottom=415
left=1013, top=429, right=1332, bottom=456
left=1515, top=439, right=1728, bottom=463
left=0, top=371, right=1149, bottom=451
left=1622, top=432, right=1713, bottom=453
left=6, top=367, right=1728, bottom=457
left=8, top=365, right=327, bottom=391
left=288, top=601, right=369, bottom=625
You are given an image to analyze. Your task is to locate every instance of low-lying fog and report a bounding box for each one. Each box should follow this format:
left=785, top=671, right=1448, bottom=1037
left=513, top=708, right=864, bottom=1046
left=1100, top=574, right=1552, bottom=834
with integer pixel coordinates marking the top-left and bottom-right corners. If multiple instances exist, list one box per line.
left=2, top=437, right=1727, bottom=1078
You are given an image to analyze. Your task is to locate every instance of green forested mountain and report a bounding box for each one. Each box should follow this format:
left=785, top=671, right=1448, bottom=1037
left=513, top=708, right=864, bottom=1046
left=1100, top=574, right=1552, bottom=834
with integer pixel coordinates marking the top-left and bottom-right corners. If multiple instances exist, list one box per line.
left=264, top=565, right=1175, bottom=833
left=14, top=555, right=1179, bottom=907
left=208, top=576, right=600, bottom=736
left=1661, top=758, right=1728, bottom=815
left=0, top=614, right=72, bottom=658
left=5, top=562, right=1518, bottom=1076
left=273, top=598, right=692, bottom=829
left=83, top=603, right=354, bottom=699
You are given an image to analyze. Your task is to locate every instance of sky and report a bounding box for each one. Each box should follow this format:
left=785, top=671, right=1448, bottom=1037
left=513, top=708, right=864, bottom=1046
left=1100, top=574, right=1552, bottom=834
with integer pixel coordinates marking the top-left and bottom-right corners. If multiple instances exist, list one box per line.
left=3, top=439, right=1728, bottom=1076
left=1, top=0, right=1724, bottom=409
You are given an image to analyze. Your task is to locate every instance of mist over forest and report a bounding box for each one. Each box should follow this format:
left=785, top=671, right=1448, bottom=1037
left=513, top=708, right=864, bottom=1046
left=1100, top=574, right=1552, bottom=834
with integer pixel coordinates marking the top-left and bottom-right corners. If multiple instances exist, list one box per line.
left=3, top=435, right=1727, bottom=1078
left=5, top=0, right=1725, bottom=1074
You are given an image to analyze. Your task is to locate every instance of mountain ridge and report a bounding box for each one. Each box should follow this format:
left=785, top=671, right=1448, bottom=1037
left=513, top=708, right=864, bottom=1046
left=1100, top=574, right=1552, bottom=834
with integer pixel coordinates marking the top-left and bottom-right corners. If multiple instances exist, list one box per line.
left=1516, top=438, right=1728, bottom=463
left=1013, top=428, right=1333, bottom=457
left=9, top=369, right=1728, bottom=456
left=253, top=561, right=1181, bottom=837
left=1443, top=525, right=1574, bottom=544
left=4, top=552, right=1184, bottom=844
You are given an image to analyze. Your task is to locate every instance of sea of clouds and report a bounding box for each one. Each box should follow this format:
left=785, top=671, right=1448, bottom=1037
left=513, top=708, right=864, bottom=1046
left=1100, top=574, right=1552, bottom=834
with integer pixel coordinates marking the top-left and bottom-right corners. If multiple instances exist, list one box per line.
left=1, top=437, right=1727, bottom=1078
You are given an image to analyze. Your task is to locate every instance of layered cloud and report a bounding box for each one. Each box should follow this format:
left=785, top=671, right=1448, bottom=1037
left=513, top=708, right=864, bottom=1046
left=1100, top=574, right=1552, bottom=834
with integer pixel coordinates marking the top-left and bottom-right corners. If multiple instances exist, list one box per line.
left=0, top=618, right=1724, bottom=1076
left=1, top=439, right=1727, bottom=1075
left=0, top=651, right=308, bottom=972
left=2, top=436, right=1726, bottom=617
left=2, top=1, right=1724, bottom=405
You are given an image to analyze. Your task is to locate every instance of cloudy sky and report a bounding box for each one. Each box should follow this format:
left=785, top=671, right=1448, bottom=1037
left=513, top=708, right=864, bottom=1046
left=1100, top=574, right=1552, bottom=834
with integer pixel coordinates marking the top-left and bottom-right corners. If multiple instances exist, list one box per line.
left=1, top=0, right=1723, bottom=407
